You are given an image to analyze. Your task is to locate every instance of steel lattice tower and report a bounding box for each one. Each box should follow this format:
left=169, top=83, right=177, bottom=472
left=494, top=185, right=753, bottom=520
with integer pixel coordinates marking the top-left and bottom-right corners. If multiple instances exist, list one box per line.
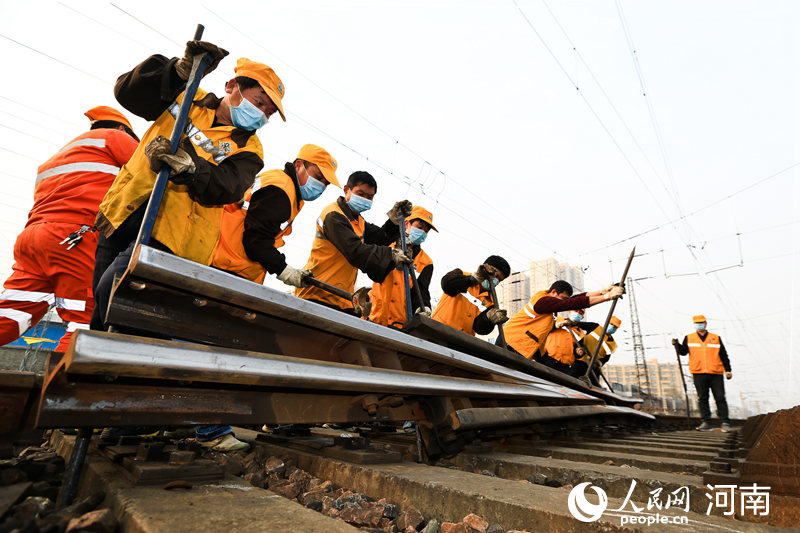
left=627, top=278, right=652, bottom=408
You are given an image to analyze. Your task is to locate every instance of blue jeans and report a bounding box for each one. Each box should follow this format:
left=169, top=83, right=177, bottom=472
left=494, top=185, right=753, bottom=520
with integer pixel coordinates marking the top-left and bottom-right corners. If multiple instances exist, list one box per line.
left=693, top=373, right=729, bottom=423
left=195, top=425, right=233, bottom=442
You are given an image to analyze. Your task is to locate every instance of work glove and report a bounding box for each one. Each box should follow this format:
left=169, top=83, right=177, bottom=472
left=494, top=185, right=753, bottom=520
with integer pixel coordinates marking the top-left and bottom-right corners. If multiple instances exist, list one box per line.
left=471, top=263, right=497, bottom=288
left=352, top=287, right=372, bottom=317
left=486, top=307, right=509, bottom=325
left=603, top=285, right=624, bottom=301
left=725, top=371, right=732, bottom=380
left=277, top=265, right=311, bottom=288
left=391, top=247, right=413, bottom=268
left=671, top=338, right=679, bottom=346
left=145, top=136, right=196, bottom=180
left=175, top=40, right=229, bottom=80
left=575, top=346, right=586, bottom=357
left=386, top=200, right=413, bottom=225
left=415, top=306, right=432, bottom=318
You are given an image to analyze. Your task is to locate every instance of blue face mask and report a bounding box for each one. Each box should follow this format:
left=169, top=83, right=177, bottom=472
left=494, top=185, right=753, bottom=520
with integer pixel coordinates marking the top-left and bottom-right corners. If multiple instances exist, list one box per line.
left=694, top=323, right=706, bottom=331
left=230, top=86, right=268, bottom=131
left=347, top=193, right=372, bottom=213
left=407, top=226, right=427, bottom=245
left=607, top=325, right=617, bottom=334
left=570, top=312, right=583, bottom=322
left=481, top=278, right=500, bottom=290
left=299, top=172, right=326, bottom=201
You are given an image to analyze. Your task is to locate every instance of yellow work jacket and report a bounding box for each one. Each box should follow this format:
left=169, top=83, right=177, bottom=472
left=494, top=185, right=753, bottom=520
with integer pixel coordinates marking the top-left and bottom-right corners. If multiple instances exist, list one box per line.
left=687, top=331, right=725, bottom=374
left=431, top=272, right=493, bottom=336
left=543, top=328, right=576, bottom=365
left=295, top=200, right=365, bottom=310
left=574, top=325, right=617, bottom=367
left=504, top=290, right=555, bottom=359
left=369, top=246, right=433, bottom=328
left=96, top=89, right=263, bottom=265
left=211, top=169, right=303, bottom=283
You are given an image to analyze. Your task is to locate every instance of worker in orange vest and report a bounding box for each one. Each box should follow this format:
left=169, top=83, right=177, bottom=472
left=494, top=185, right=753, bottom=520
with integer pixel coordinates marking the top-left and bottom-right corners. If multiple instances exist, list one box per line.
left=0, top=106, right=138, bottom=352
left=541, top=322, right=577, bottom=375
left=672, top=315, right=732, bottom=432
left=504, top=280, right=624, bottom=361
left=369, top=206, right=437, bottom=328
left=295, top=171, right=414, bottom=314
left=568, top=312, right=620, bottom=384
left=211, top=144, right=340, bottom=285
left=431, top=256, right=511, bottom=337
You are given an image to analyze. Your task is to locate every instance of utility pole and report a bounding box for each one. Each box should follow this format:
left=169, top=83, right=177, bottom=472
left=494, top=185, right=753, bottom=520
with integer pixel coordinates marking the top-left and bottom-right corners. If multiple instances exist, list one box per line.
left=628, top=278, right=652, bottom=410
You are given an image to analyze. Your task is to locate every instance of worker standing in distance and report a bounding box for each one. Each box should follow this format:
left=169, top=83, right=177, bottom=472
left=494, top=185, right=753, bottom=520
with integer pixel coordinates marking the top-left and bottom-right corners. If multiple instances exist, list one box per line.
left=431, top=256, right=511, bottom=337
left=569, top=313, right=621, bottom=384
left=211, top=144, right=339, bottom=286
left=369, top=206, right=437, bottom=328
left=504, top=280, right=624, bottom=361
left=0, top=106, right=138, bottom=352
left=672, top=315, right=732, bottom=432
left=92, top=40, right=285, bottom=334
left=295, top=171, right=414, bottom=314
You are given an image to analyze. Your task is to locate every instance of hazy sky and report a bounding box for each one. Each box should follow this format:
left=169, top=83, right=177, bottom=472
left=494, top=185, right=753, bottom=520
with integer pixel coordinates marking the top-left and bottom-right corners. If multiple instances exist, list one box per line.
left=1, top=1, right=797, bottom=413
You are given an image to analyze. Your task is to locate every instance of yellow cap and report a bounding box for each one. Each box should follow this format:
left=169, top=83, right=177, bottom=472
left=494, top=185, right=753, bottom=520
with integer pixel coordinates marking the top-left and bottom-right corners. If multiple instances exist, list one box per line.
left=84, top=106, right=133, bottom=130
left=408, top=206, right=438, bottom=232
left=610, top=316, right=622, bottom=328
left=693, top=315, right=706, bottom=323
left=234, top=58, right=286, bottom=121
left=296, top=144, right=339, bottom=188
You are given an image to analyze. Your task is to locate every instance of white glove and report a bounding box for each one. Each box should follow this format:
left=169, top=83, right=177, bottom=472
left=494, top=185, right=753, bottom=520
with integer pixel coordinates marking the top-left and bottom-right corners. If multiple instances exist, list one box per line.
left=603, top=285, right=624, bottom=301
left=416, top=306, right=432, bottom=318
left=486, top=308, right=509, bottom=325
left=391, top=247, right=413, bottom=268
left=277, top=265, right=311, bottom=288
left=600, top=284, right=616, bottom=295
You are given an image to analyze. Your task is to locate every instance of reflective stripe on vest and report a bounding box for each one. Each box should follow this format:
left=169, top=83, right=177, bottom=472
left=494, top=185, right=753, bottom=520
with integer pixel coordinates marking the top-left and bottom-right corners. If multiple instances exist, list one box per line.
left=503, top=290, right=555, bottom=359
left=57, top=137, right=106, bottom=154
left=0, top=308, right=33, bottom=336
left=168, top=103, right=231, bottom=163
left=0, top=289, right=56, bottom=305
left=36, top=162, right=121, bottom=185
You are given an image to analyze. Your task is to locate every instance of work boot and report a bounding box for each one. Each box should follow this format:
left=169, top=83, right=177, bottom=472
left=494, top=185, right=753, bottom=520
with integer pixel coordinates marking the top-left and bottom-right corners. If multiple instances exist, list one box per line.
left=198, top=433, right=249, bottom=452
left=720, top=422, right=732, bottom=432
left=696, top=421, right=713, bottom=431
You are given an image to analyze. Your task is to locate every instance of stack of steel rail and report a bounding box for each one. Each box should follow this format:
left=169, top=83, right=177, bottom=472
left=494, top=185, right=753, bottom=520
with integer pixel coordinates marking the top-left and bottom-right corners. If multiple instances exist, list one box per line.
left=18, top=245, right=652, bottom=456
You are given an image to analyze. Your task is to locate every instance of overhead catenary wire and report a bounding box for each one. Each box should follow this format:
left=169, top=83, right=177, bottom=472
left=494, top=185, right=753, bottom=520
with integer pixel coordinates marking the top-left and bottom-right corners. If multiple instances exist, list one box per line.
left=0, top=33, right=108, bottom=83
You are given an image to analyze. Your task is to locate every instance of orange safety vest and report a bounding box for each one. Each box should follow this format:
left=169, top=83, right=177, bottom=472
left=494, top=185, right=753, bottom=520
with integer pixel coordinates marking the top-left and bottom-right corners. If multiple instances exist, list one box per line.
left=31, top=129, right=138, bottom=226
left=504, top=290, right=555, bottom=359
left=543, top=328, right=575, bottom=365
left=211, top=169, right=303, bottom=283
left=369, top=246, right=433, bottom=328
left=295, top=200, right=365, bottom=310
left=687, top=331, right=725, bottom=374
left=97, top=89, right=263, bottom=266
left=431, top=272, right=493, bottom=336
left=574, top=325, right=617, bottom=367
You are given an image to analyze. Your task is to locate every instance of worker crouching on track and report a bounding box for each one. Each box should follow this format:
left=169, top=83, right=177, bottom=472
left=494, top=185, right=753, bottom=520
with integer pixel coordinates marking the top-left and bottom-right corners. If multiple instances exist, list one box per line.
left=569, top=313, right=620, bottom=384
left=431, top=256, right=511, bottom=337
left=504, top=280, right=624, bottom=361
left=91, top=41, right=286, bottom=453
left=295, top=172, right=414, bottom=315
left=91, top=41, right=285, bottom=333
left=211, top=144, right=339, bottom=286
left=369, top=206, right=437, bottom=328
left=672, top=315, right=732, bottom=432
left=0, top=107, right=138, bottom=352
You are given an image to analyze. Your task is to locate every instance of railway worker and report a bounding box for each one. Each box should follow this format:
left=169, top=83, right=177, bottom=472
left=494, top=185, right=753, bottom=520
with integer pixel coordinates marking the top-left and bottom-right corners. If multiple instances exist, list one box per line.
left=431, top=256, right=511, bottom=337
left=211, top=144, right=339, bottom=286
left=0, top=106, right=139, bottom=352
left=540, top=321, right=577, bottom=375
left=569, top=313, right=621, bottom=384
left=91, top=40, right=285, bottom=334
left=368, top=206, right=437, bottom=328
left=672, top=315, right=732, bottom=432
left=294, top=171, right=414, bottom=314
left=504, top=280, right=624, bottom=361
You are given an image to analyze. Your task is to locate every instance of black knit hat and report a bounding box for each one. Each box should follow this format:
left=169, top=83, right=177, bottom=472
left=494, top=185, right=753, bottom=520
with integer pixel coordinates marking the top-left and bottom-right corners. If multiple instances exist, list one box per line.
left=484, top=255, right=511, bottom=278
